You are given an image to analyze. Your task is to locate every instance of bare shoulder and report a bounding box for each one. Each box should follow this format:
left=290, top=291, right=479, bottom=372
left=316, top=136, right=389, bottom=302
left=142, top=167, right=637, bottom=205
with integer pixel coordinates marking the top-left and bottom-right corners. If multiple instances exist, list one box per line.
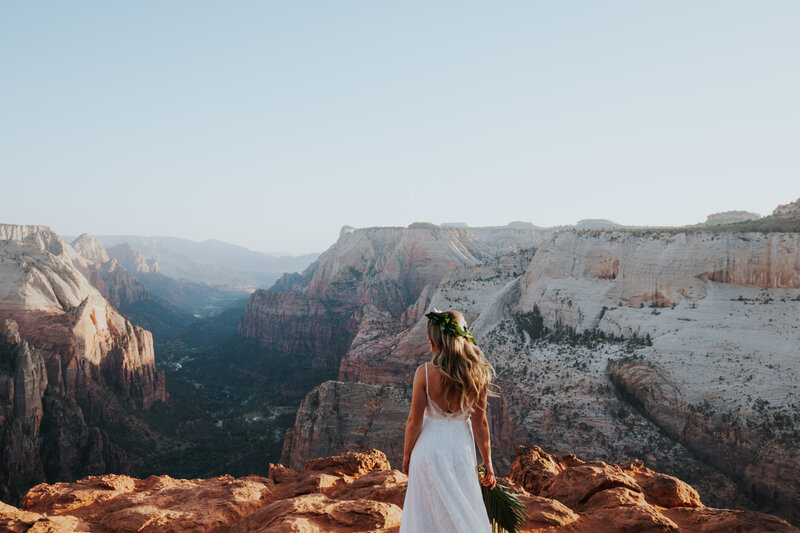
left=413, top=363, right=427, bottom=382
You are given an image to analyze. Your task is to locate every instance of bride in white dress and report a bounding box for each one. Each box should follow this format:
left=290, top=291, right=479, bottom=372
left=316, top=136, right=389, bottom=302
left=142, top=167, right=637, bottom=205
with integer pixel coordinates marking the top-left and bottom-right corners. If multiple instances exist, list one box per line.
left=399, top=309, right=496, bottom=533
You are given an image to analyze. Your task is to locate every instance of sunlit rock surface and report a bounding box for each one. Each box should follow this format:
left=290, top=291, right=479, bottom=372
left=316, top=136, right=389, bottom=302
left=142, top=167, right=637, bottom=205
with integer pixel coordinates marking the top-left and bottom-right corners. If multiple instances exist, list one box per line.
left=499, top=230, right=800, bottom=520
left=281, top=381, right=411, bottom=470
left=1, top=447, right=795, bottom=533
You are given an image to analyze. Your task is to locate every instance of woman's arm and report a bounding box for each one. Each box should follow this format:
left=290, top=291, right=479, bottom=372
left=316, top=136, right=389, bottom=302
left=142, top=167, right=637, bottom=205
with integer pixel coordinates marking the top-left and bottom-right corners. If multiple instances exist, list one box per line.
left=402, top=365, right=428, bottom=475
left=470, top=386, right=496, bottom=488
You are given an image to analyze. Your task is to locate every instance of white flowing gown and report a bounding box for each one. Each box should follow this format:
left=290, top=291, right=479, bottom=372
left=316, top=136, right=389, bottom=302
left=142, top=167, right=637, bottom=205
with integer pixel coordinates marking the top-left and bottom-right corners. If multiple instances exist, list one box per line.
left=399, top=363, right=492, bottom=533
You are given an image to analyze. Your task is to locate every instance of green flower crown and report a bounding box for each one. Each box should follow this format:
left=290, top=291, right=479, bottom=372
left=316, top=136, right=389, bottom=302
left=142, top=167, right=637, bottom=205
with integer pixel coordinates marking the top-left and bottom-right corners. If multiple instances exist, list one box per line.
left=425, top=308, right=477, bottom=345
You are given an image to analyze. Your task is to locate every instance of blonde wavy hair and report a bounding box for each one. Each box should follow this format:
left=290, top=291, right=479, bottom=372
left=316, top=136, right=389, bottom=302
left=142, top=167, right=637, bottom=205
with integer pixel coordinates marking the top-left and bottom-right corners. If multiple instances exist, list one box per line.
left=426, top=309, right=496, bottom=414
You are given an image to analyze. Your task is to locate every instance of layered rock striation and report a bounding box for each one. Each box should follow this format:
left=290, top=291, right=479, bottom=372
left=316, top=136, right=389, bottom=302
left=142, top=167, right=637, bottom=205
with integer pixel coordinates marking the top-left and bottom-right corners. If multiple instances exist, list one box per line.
left=1, top=446, right=795, bottom=532
left=514, top=231, right=800, bottom=324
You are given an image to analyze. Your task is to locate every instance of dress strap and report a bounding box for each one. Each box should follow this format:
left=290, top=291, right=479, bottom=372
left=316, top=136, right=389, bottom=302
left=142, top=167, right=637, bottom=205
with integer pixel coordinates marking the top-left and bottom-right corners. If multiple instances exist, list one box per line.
left=424, top=362, right=428, bottom=393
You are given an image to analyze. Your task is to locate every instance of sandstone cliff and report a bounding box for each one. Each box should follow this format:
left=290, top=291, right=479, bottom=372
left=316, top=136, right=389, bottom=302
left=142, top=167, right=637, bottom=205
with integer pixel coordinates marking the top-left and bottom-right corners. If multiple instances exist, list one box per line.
left=0, top=225, right=166, bottom=502
left=239, top=225, right=550, bottom=372
left=609, top=357, right=800, bottom=524
left=514, top=231, right=800, bottom=325
left=0, top=319, right=129, bottom=505
left=243, top=226, right=544, bottom=479
left=70, top=234, right=151, bottom=308
left=0, top=230, right=166, bottom=411
left=281, top=381, right=412, bottom=470
left=0, top=447, right=795, bottom=532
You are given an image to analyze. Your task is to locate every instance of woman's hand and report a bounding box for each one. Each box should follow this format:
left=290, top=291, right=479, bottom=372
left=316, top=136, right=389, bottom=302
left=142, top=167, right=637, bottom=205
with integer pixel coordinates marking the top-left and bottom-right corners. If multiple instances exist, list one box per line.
left=480, top=463, right=496, bottom=489
left=402, top=455, right=410, bottom=475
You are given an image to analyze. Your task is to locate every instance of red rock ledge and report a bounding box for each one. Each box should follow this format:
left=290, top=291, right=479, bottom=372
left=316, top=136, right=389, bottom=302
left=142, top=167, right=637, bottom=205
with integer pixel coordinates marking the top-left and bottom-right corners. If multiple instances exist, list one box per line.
left=0, top=447, right=796, bottom=532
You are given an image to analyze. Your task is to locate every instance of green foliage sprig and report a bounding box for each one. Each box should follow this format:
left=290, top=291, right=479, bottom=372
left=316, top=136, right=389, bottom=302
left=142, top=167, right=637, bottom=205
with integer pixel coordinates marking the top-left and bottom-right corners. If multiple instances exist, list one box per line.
left=424, top=308, right=477, bottom=345
left=477, top=464, right=528, bottom=533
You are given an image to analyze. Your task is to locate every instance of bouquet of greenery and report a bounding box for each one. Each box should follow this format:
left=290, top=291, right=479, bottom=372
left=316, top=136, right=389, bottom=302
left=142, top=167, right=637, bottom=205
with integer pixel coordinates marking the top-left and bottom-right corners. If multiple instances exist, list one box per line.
left=477, top=465, right=527, bottom=533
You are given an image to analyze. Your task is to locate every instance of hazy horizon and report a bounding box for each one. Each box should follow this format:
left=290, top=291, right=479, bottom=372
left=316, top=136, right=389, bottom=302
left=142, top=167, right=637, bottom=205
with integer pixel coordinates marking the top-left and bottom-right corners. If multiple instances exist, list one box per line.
left=3, top=2, right=799, bottom=254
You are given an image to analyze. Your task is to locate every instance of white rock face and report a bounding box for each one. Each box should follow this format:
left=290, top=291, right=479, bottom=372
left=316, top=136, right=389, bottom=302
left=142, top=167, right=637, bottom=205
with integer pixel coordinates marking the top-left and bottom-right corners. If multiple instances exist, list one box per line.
left=500, top=230, right=800, bottom=417
left=0, top=224, right=165, bottom=407
left=479, top=229, right=800, bottom=517
left=0, top=239, right=95, bottom=314
left=0, top=225, right=66, bottom=257
left=305, top=226, right=549, bottom=303
left=516, top=231, right=800, bottom=326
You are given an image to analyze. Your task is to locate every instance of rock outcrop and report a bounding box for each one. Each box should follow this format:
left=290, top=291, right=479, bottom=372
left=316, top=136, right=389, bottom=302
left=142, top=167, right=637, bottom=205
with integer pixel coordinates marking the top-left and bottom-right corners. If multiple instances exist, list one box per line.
left=0, top=446, right=795, bottom=532
left=705, top=210, right=761, bottom=225
left=773, top=197, right=800, bottom=217
left=507, top=445, right=797, bottom=532
left=0, top=319, right=129, bottom=505
left=281, top=381, right=412, bottom=470
left=609, top=357, right=800, bottom=524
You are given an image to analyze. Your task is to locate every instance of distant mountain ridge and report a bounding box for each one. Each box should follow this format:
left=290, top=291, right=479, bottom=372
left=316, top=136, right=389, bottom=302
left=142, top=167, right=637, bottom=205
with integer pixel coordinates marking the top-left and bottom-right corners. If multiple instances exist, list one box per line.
left=64, top=235, right=318, bottom=291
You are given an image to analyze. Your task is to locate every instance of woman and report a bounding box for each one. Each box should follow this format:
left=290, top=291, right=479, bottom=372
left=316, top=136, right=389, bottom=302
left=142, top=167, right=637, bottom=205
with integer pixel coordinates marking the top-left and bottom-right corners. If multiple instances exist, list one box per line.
left=399, top=309, right=496, bottom=533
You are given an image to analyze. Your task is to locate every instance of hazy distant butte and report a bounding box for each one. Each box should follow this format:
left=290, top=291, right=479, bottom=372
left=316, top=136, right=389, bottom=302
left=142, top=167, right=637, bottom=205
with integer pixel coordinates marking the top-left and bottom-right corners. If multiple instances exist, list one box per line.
left=82, top=235, right=318, bottom=291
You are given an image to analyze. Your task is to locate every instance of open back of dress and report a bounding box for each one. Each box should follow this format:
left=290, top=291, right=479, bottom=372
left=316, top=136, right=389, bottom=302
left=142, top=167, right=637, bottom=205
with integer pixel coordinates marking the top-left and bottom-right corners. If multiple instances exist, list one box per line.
left=399, top=363, right=491, bottom=533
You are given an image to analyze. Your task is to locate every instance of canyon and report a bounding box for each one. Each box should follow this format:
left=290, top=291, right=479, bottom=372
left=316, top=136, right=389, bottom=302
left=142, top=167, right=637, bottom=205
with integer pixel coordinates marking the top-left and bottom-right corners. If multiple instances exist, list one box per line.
left=1, top=198, right=799, bottom=526
left=239, top=201, right=800, bottom=524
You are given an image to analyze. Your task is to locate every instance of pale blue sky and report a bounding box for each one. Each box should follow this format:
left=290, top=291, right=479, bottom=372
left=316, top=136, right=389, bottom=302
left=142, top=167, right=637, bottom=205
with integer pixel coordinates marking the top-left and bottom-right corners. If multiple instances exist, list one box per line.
left=2, top=2, right=798, bottom=254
